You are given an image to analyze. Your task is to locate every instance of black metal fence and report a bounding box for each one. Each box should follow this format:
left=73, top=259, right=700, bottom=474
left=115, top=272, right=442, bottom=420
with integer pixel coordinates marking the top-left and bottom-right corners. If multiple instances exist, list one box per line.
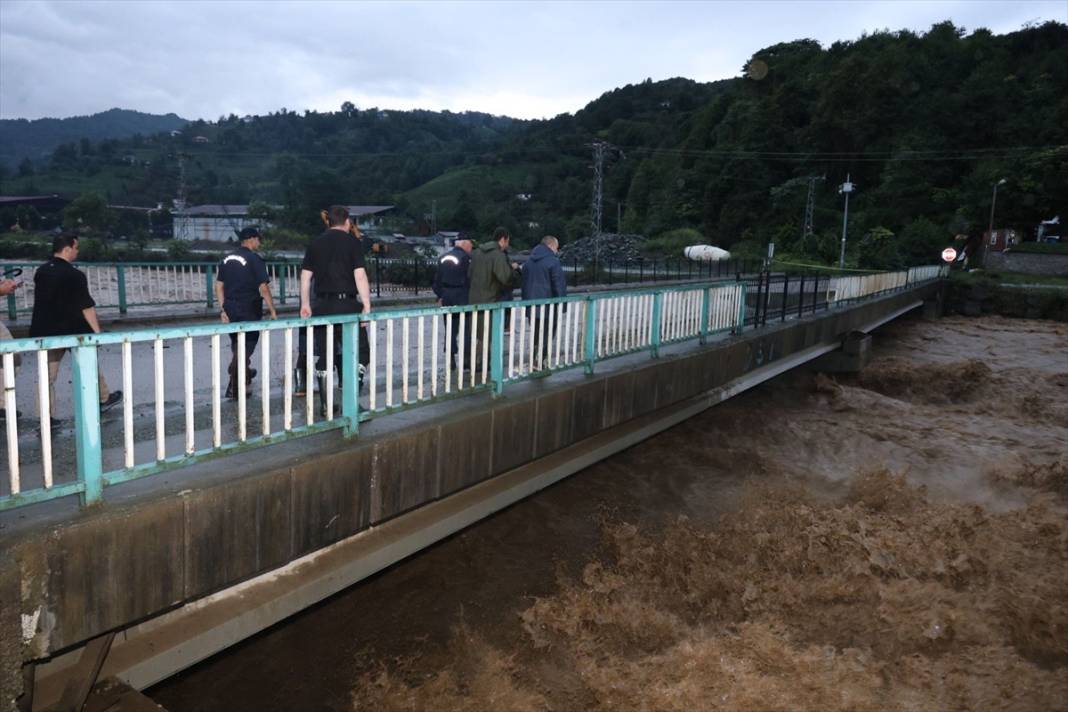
left=364, top=255, right=759, bottom=298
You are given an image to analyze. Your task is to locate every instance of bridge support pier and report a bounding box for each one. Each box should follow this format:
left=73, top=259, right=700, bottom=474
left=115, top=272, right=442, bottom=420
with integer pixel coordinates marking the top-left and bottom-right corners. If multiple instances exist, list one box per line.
left=921, top=297, right=942, bottom=321
left=810, top=331, right=871, bottom=374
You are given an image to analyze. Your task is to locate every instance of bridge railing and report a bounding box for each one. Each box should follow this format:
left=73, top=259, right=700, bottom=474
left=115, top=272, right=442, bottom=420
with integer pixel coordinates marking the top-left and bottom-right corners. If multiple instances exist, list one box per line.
left=0, top=266, right=944, bottom=512
left=3, top=256, right=756, bottom=321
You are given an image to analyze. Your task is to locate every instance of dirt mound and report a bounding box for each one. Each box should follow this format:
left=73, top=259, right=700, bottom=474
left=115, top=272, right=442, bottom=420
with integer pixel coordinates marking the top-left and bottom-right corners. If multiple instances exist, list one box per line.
left=856, top=358, right=991, bottom=404
left=352, top=471, right=1068, bottom=711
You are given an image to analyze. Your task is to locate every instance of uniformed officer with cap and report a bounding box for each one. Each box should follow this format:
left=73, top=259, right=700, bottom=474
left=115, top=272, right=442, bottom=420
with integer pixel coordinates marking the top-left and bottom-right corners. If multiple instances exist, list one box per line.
left=432, top=234, right=472, bottom=367
left=299, top=205, right=372, bottom=416
left=215, top=225, right=277, bottom=399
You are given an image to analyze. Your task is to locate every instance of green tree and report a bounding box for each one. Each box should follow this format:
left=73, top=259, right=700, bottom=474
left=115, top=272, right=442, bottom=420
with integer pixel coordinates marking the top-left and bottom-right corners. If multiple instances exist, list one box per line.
left=63, top=192, right=113, bottom=232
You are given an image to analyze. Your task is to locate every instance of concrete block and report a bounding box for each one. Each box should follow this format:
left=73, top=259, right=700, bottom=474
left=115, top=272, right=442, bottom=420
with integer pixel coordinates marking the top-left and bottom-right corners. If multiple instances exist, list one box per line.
left=811, top=331, right=872, bottom=374
left=46, top=499, right=185, bottom=652
left=632, top=367, right=659, bottom=416
left=603, top=371, right=635, bottom=429
left=439, top=411, right=493, bottom=496
left=533, top=390, right=574, bottom=459
left=571, top=379, right=606, bottom=442
left=183, top=473, right=292, bottom=597
left=372, top=425, right=441, bottom=523
left=291, top=446, right=373, bottom=556
left=490, top=399, right=537, bottom=476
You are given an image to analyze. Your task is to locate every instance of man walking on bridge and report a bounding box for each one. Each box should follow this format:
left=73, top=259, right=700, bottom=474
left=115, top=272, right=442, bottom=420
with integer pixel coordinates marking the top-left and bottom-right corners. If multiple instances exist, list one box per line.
left=432, top=234, right=472, bottom=370
left=520, top=235, right=567, bottom=365
left=300, top=205, right=372, bottom=416
left=215, top=226, right=277, bottom=399
left=29, top=233, right=122, bottom=424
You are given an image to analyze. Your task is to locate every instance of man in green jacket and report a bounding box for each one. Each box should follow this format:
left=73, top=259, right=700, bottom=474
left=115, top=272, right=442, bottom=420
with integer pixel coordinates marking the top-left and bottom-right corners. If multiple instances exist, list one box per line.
left=468, top=227, right=517, bottom=304
left=466, top=227, right=517, bottom=379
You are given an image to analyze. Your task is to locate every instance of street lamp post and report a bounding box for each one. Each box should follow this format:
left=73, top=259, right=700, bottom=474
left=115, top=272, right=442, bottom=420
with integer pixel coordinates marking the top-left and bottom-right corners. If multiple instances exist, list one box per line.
left=838, top=174, right=855, bottom=270
left=988, top=178, right=1006, bottom=239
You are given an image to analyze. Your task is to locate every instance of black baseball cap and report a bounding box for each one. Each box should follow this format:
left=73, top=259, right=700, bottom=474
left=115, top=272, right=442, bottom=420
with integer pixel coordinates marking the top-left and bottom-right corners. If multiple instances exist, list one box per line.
left=239, top=226, right=262, bottom=241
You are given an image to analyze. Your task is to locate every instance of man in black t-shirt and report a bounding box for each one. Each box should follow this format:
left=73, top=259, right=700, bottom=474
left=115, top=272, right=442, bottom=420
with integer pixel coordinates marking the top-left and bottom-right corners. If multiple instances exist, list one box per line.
left=215, top=226, right=278, bottom=399
left=29, top=234, right=122, bottom=423
left=299, top=205, right=372, bottom=415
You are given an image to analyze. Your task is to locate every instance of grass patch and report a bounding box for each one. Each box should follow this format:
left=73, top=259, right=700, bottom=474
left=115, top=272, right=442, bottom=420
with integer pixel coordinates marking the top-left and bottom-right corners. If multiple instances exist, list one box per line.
left=951, top=270, right=1068, bottom=288
left=1009, top=242, right=1068, bottom=255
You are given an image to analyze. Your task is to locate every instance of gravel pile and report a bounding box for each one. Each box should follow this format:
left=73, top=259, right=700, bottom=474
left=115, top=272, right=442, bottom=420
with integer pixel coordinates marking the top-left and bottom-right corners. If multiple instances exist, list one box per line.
left=558, top=233, right=646, bottom=263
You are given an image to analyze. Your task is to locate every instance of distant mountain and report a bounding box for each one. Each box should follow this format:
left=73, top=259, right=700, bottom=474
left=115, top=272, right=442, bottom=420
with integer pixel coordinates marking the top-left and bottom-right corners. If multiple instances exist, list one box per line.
left=0, top=108, right=189, bottom=168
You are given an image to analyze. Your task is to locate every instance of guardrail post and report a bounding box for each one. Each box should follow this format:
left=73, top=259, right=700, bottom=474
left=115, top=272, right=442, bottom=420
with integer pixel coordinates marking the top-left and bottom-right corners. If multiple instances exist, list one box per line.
left=278, top=266, right=287, bottom=305
left=584, top=296, right=597, bottom=375
left=116, top=264, right=127, bottom=314
left=341, top=321, right=359, bottom=437
left=734, top=281, right=747, bottom=334
left=650, top=291, right=662, bottom=358
left=699, top=287, right=711, bottom=344
left=490, top=306, right=505, bottom=396
left=72, top=344, right=104, bottom=506
left=205, top=264, right=215, bottom=309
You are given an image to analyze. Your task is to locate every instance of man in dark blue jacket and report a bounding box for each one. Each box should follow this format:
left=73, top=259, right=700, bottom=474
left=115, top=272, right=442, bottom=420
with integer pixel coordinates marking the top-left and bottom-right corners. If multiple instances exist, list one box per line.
left=520, top=235, right=566, bottom=365
left=432, top=235, right=472, bottom=369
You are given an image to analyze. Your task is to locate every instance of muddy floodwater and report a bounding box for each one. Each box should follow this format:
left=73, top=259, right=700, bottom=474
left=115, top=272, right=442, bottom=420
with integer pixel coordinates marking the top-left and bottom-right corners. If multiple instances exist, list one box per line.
left=152, top=315, right=1068, bottom=712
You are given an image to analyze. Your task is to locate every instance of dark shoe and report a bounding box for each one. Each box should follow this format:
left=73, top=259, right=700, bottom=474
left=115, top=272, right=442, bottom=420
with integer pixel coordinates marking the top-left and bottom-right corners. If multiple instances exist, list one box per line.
left=0, top=408, right=21, bottom=419
left=247, top=367, right=257, bottom=383
left=224, top=381, right=237, bottom=400
left=99, top=391, right=122, bottom=413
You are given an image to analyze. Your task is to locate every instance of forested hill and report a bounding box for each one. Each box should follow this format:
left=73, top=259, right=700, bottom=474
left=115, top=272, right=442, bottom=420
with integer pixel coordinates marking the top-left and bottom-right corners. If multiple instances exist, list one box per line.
left=0, top=108, right=188, bottom=170
left=4, top=20, right=1066, bottom=268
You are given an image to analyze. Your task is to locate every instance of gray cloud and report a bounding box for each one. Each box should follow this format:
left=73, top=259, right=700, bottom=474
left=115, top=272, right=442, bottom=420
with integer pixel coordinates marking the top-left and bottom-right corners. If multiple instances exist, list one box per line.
left=1, top=0, right=1064, bottom=120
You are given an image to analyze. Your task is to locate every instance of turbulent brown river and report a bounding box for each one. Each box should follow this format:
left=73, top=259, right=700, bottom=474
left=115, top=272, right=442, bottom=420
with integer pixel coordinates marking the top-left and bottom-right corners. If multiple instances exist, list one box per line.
left=152, top=315, right=1068, bottom=712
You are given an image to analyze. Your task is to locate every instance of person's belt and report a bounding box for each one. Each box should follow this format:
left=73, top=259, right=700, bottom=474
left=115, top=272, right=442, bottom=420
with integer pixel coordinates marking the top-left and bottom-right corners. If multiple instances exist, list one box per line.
left=316, top=292, right=357, bottom=300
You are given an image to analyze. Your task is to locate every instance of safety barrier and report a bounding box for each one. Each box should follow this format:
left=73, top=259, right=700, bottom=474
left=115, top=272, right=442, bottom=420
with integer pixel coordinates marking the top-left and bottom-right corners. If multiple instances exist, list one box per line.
left=2, top=256, right=755, bottom=320
left=0, top=267, right=943, bottom=511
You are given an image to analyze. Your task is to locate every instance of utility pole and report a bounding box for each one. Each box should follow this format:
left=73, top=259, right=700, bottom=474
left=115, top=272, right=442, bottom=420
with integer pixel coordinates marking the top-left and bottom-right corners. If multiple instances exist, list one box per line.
left=838, top=174, right=855, bottom=270
left=987, top=178, right=1006, bottom=239
left=801, top=175, right=824, bottom=245
left=175, top=152, right=190, bottom=241
left=590, top=140, right=607, bottom=264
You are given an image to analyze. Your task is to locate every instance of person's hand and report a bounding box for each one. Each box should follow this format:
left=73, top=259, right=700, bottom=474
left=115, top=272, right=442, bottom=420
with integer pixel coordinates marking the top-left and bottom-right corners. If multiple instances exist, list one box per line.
left=269, top=309, right=278, bottom=320
left=511, top=262, right=520, bottom=269
left=437, top=298, right=443, bottom=307
left=300, top=305, right=312, bottom=318
left=220, top=310, right=230, bottom=324
left=0, top=279, right=19, bottom=296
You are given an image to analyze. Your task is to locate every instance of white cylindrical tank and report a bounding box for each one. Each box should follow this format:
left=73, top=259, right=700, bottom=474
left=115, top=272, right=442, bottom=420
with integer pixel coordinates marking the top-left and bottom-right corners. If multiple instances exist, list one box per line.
left=683, top=245, right=731, bottom=261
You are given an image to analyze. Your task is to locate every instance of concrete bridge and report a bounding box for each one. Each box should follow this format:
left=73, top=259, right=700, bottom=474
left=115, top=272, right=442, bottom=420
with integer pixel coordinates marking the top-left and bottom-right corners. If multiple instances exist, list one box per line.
left=0, top=266, right=945, bottom=711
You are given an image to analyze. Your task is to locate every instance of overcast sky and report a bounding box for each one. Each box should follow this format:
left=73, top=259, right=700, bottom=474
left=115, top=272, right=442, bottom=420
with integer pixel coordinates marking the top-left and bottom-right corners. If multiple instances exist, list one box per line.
left=1, top=0, right=1065, bottom=122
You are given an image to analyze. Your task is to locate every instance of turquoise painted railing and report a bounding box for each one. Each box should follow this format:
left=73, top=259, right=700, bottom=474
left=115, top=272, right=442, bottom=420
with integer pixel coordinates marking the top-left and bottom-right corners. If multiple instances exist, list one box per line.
left=1, top=260, right=306, bottom=320
left=0, top=266, right=945, bottom=511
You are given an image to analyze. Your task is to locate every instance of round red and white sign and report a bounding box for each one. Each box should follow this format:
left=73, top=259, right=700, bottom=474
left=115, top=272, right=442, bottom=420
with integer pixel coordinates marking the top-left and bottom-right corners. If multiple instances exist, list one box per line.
left=941, top=247, right=958, bottom=263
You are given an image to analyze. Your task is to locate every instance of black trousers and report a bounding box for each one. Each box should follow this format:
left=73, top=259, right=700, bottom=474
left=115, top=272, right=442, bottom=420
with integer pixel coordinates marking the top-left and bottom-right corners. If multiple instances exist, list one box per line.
left=441, top=305, right=472, bottom=367
left=309, top=298, right=371, bottom=377
left=225, top=303, right=262, bottom=383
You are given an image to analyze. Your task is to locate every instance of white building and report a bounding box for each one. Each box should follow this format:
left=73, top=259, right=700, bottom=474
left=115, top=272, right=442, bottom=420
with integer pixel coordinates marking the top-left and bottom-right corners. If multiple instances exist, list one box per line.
left=172, top=204, right=394, bottom=242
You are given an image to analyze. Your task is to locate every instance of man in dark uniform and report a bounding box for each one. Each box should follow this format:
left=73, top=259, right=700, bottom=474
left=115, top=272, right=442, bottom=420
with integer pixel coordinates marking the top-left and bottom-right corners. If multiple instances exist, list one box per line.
left=215, top=226, right=277, bottom=399
left=300, top=205, right=372, bottom=415
left=432, top=234, right=472, bottom=369
left=29, top=233, right=122, bottom=425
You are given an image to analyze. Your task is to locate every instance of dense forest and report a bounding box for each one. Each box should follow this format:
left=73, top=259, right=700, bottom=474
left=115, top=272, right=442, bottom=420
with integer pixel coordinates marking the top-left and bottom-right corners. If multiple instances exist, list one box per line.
left=0, top=108, right=188, bottom=171
left=2, top=20, right=1065, bottom=268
